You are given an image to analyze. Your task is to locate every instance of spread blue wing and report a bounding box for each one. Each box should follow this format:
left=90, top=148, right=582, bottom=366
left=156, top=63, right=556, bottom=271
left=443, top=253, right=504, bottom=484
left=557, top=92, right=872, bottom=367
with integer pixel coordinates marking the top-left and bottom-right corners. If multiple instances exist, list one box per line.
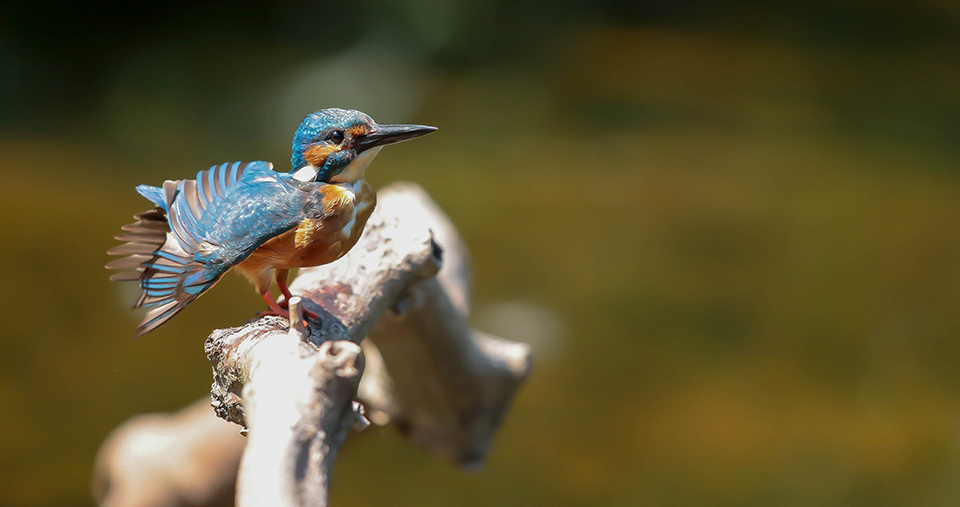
left=168, top=161, right=305, bottom=264
left=107, top=161, right=306, bottom=335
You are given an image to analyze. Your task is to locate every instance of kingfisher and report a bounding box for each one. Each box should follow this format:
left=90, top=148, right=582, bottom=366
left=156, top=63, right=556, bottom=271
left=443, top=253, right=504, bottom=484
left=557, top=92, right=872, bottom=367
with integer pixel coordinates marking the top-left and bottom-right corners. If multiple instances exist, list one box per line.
left=106, top=108, right=436, bottom=335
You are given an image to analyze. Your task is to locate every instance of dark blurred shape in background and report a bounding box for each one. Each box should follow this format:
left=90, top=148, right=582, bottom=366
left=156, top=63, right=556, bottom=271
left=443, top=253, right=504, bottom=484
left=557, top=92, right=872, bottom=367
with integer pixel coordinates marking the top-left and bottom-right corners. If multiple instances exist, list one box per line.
left=0, top=1, right=958, bottom=506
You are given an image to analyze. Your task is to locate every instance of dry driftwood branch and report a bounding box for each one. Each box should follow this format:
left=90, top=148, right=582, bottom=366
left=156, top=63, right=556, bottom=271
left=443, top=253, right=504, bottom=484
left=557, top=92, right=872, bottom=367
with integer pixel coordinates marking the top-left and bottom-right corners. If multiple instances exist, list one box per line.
left=356, top=185, right=532, bottom=466
left=206, top=298, right=367, bottom=507
left=92, top=345, right=396, bottom=507
left=95, top=182, right=532, bottom=507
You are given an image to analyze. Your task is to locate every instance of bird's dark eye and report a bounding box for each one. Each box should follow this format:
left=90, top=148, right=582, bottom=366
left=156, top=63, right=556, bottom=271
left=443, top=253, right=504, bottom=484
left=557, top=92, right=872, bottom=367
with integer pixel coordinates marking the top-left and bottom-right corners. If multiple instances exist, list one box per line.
left=330, top=131, right=344, bottom=144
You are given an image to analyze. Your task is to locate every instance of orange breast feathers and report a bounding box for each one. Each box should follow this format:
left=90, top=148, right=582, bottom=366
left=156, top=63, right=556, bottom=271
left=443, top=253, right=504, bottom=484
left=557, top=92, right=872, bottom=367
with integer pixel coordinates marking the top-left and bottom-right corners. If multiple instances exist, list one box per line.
left=247, top=182, right=376, bottom=268
left=293, top=181, right=375, bottom=251
left=236, top=182, right=376, bottom=290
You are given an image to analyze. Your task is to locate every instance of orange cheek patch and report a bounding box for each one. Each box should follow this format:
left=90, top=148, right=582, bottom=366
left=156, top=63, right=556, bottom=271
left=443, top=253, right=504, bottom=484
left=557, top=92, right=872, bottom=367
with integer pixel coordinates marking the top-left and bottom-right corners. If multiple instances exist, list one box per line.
left=303, top=144, right=338, bottom=167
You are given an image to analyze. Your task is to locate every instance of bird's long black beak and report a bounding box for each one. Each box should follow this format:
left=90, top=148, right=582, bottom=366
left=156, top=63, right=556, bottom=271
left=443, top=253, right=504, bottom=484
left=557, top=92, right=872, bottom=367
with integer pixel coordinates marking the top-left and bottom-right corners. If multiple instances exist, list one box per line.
left=354, top=124, right=437, bottom=152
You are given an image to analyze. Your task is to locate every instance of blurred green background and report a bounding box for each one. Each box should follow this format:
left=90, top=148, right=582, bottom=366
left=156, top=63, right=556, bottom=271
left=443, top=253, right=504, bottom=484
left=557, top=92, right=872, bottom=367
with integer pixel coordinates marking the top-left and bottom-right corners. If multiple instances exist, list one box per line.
left=1, top=0, right=958, bottom=505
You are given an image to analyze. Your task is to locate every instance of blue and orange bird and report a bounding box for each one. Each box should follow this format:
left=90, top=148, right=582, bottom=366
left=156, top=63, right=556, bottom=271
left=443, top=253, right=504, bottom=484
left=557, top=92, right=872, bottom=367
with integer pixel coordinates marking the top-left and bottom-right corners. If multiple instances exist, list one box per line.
left=107, top=108, right=436, bottom=335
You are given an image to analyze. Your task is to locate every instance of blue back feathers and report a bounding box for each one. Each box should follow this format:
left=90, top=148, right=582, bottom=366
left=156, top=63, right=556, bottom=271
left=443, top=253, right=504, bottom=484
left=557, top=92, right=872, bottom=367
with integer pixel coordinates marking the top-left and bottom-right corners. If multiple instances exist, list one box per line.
left=108, top=161, right=307, bottom=335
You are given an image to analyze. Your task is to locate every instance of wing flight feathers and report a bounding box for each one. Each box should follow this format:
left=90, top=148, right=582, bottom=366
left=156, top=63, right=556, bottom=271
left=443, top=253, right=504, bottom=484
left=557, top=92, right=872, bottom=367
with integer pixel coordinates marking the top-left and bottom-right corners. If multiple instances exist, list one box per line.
left=108, top=160, right=296, bottom=335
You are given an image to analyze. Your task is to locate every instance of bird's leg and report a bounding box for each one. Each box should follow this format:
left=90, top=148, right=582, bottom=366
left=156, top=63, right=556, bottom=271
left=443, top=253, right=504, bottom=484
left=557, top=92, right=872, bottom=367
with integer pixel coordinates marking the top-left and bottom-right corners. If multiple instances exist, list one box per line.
left=274, top=268, right=319, bottom=321
left=257, top=291, right=289, bottom=319
left=275, top=269, right=293, bottom=307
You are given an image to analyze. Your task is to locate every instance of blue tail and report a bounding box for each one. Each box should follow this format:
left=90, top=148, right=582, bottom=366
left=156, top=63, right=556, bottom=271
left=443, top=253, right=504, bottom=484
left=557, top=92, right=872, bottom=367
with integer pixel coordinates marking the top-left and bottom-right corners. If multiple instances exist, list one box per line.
left=106, top=205, right=223, bottom=336
left=137, top=184, right=168, bottom=210
left=133, top=249, right=223, bottom=336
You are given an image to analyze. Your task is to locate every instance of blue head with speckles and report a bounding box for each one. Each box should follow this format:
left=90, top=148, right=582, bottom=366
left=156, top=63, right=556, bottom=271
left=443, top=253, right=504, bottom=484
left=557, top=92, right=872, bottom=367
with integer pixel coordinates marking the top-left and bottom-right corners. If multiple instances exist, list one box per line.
left=290, top=108, right=437, bottom=184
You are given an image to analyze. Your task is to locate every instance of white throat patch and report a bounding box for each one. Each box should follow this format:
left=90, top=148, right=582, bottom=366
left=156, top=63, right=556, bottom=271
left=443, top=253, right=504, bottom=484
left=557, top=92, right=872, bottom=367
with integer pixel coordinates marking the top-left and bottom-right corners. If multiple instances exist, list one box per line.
left=335, top=146, right=382, bottom=183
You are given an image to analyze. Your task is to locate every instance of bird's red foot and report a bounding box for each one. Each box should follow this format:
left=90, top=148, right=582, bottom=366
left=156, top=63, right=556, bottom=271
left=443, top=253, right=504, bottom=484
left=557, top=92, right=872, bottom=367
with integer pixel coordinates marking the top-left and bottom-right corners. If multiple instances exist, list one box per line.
left=261, top=291, right=320, bottom=322
left=260, top=291, right=289, bottom=320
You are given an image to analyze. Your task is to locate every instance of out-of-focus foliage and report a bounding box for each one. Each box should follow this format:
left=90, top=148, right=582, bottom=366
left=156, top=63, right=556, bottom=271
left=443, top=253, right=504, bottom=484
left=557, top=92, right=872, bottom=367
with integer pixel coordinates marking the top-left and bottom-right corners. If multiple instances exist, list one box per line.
left=0, top=1, right=957, bottom=506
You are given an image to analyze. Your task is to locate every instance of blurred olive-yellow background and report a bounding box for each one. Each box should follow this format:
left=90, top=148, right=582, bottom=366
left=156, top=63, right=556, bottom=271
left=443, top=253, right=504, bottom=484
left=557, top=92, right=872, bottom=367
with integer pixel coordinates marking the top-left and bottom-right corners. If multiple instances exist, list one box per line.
left=1, top=1, right=958, bottom=506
